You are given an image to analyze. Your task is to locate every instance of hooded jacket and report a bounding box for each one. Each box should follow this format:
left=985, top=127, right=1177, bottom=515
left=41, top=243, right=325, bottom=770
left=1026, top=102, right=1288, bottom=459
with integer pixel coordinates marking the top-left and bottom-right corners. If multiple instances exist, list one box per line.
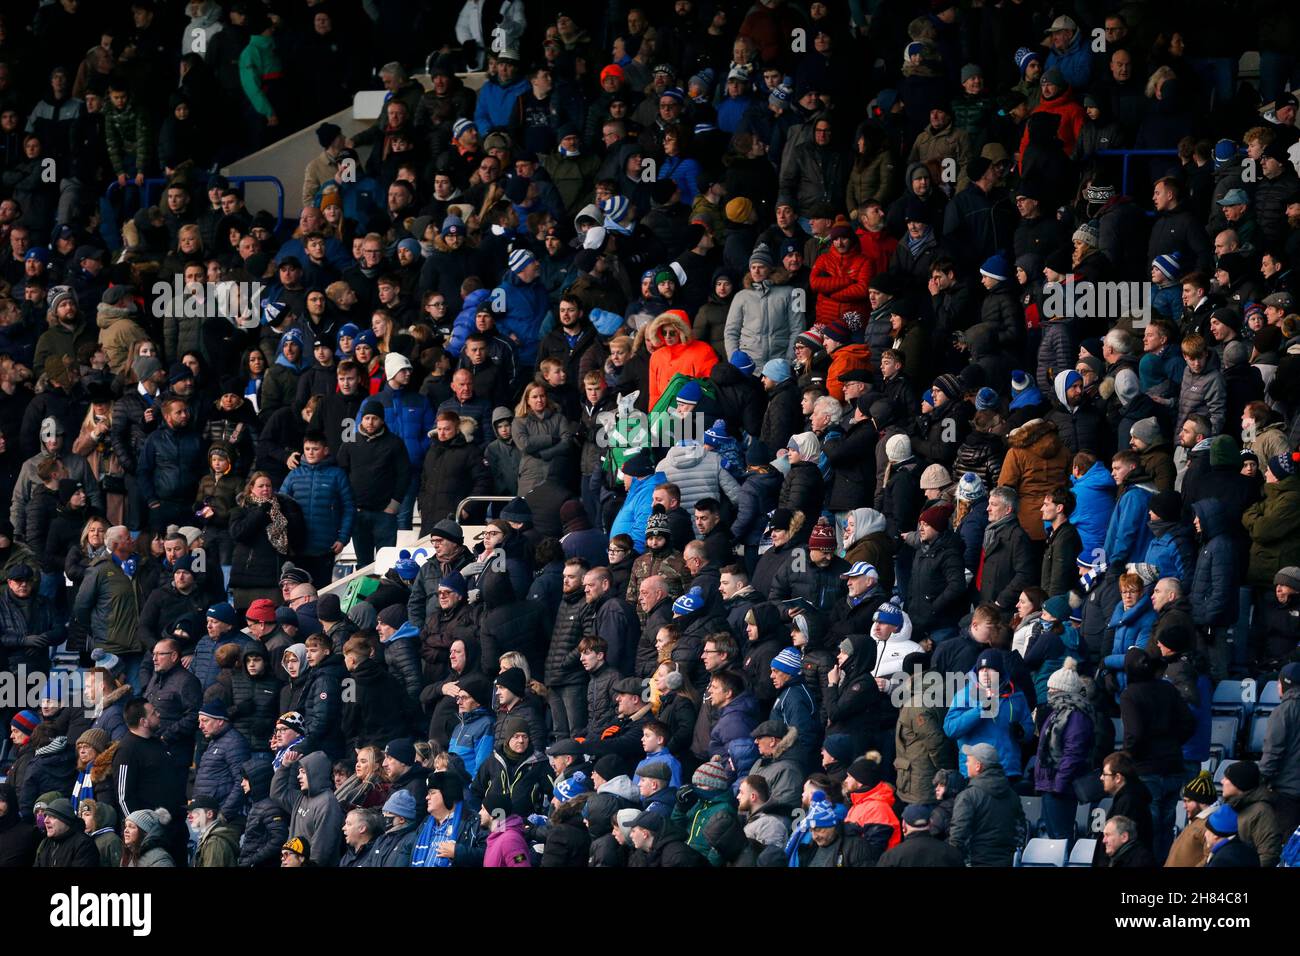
left=947, top=762, right=1024, bottom=867
left=998, top=418, right=1070, bottom=542
left=724, top=277, right=798, bottom=368
left=237, top=759, right=289, bottom=867
left=270, top=750, right=344, bottom=865
left=1189, top=499, right=1237, bottom=627
left=645, top=312, right=719, bottom=408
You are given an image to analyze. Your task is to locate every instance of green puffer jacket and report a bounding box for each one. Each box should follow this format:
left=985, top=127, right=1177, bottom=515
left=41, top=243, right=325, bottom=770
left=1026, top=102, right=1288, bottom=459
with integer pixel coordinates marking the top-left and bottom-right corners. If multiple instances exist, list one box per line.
left=672, top=786, right=738, bottom=867
left=104, top=101, right=154, bottom=176
left=1242, top=474, right=1300, bottom=587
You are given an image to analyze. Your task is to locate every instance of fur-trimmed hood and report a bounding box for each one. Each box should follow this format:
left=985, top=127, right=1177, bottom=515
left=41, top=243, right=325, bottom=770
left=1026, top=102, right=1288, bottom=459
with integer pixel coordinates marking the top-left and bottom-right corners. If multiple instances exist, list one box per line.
left=645, top=310, right=693, bottom=349
left=88, top=741, right=120, bottom=785
left=769, top=724, right=800, bottom=759
left=1006, top=417, right=1063, bottom=457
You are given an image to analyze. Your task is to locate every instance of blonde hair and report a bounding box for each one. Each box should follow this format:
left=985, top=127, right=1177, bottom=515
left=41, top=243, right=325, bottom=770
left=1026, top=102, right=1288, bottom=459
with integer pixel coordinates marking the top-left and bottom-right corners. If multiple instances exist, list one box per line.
left=499, top=651, right=531, bottom=680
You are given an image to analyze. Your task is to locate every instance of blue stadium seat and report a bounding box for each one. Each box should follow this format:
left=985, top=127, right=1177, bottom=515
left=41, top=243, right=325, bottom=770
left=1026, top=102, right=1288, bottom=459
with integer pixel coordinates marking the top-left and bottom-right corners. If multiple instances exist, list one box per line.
left=1019, top=838, right=1068, bottom=867
left=1068, top=839, right=1097, bottom=866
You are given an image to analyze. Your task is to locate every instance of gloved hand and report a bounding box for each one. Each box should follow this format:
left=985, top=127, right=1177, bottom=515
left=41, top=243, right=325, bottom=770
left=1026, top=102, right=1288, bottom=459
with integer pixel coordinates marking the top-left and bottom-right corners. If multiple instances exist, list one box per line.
left=674, top=784, right=697, bottom=809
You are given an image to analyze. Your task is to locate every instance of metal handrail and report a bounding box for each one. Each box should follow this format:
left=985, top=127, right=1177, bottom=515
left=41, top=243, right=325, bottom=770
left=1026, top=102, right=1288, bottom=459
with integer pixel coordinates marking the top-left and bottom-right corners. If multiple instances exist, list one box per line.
left=103, top=173, right=287, bottom=240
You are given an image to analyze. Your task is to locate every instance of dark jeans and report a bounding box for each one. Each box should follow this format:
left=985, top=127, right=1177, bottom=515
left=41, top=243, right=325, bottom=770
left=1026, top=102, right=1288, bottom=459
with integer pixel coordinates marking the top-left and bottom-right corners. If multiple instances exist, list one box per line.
left=1140, top=772, right=1184, bottom=861
left=352, top=509, right=397, bottom=567
left=547, top=683, right=587, bottom=741
left=1041, top=791, right=1077, bottom=840
left=296, top=553, right=337, bottom=589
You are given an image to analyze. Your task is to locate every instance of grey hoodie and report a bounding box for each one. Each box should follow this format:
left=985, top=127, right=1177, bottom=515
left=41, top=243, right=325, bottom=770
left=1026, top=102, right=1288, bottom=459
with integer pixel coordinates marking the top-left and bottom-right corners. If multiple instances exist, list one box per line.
left=270, top=750, right=344, bottom=865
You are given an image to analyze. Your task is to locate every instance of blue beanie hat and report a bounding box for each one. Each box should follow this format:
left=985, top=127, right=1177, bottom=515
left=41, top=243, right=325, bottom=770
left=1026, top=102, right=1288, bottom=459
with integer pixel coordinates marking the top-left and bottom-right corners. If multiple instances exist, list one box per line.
left=1014, top=47, right=1041, bottom=77
left=206, top=602, right=236, bottom=626
left=439, top=571, right=469, bottom=597
left=1153, top=252, right=1183, bottom=281
left=1213, top=139, right=1237, bottom=168
left=1205, top=803, right=1239, bottom=837
left=393, top=552, right=420, bottom=580
left=703, top=419, right=728, bottom=445
left=771, top=647, right=803, bottom=675
left=980, top=254, right=1011, bottom=282
left=676, top=380, right=703, bottom=404
left=873, top=602, right=905, bottom=627
left=975, top=387, right=999, bottom=410
left=554, top=771, right=591, bottom=802
left=383, top=788, right=418, bottom=820
left=729, top=350, right=756, bottom=376
left=806, top=790, right=838, bottom=827
left=672, top=586, right=705, bottom=615
left=761, top=359, right=792, bottom=383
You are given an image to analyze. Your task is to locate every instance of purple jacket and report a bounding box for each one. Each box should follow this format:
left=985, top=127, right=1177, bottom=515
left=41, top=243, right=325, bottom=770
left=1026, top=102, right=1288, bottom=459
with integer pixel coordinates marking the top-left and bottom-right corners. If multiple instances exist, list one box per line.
left=1033, top=705, right=1094, bottom=795
left=484, top=816, right=533, bottom=867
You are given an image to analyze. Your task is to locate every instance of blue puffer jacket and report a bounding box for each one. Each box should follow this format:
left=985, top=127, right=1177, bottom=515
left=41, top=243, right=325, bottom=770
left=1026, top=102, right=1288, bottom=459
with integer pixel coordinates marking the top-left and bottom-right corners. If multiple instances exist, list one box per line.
left=768, top=677, right=820, bottom=772
left=610, top=472, right=667, bottom=552
left=1142, top=519, right=1196, bottom=585
left=137, top=424, right=205, bottom=504
left=475, top=76, right=529, bottom=131
left=1102, top=480, right=1156, bottom=571
left=709, top=691, right=760, bottom=761
left=957, top=495, right=989, bottom=571
left=943, top=678, right=1034, bottom=778
left=191, top=631, right=256, bottom=691
left=1103, top=595, right=1157, bottom=672
left=379, top=621, right=423, bottom=702
left=1069, top=462, right=1116, bottom=559
left=494, top=275, right=550, bottom=366
left=449, top=706, right=496, bottom=778
left=377, top=384, right=436, bottom=468
left=1190, top=498, right=1238, bottom=627
left=279, top=457, right=355, bottom=554
left=193, top=723, right=251, bottom=819
left=448, top=288, right=491, bottom=357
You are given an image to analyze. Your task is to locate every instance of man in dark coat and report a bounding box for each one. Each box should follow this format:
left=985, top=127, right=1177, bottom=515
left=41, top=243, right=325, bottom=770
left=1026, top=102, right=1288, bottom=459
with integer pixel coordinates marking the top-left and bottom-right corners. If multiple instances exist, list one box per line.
left=947, top=743, right=1024, bottom=866
left=876, top=803, right=965, bottom=866
left=977, top=488, right=1036, bottom=614
left=1101, top=814, right=1158, bottom=867
left=33, top=798, right=99, bottom=867
left=418, top=412, right=491, bottom=525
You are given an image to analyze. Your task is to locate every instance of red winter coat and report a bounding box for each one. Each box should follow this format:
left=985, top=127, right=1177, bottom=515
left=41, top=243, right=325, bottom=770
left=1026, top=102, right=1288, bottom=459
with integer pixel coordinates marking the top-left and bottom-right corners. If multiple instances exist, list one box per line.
left=856, top=227, right=899, bottom=280
left=1018, top=89, right=1086, bottom=164
left=809, top=245, right=872, bottom=337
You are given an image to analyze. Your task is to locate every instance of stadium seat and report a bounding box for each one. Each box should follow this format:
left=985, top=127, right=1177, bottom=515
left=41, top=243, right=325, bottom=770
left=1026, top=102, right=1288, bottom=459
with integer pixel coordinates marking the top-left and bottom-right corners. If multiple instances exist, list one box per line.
left=1256, top=681, right=1282, bottom=717
left=1248, top=714, right=1270, bottom=756
left=1111, top=717, right=1124, bottom=743
left=1211, top=679, right=1254, bottom=721
left=1068, top=839, right=1097, bottom=866
left=1210, top=715, right=1239, bottom=760
left=1020, top=796, right=1043, bottom=839
left=1019, top=838, right=1068, bottom=867
left=1214, top=759, right=1238, bottom=791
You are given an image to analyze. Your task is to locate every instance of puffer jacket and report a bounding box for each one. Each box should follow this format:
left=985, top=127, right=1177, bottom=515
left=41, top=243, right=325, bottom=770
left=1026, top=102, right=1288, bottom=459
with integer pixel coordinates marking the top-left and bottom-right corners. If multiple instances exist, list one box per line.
left=1242, top=473, right=1300, bottom=587
left=510, top=408, right=575, bottom=497
left=237, top=759, right=289, bottom=867
left=376, top=384, right=436, bottom=469
left=1103, top=597, right=1158, bottom=670
left=193, top=723, right=251, bottom=820
left=997, top=418, right=1070, bottom=542
left=769, top=551, right=849, bottom=607
left=724, top=279, right=799, bottom=368
left=809, top=243, right=871, bottom=338
left=730, top=467, right=782, bottom=547
left=278, top=457, right=354, bottom=554
left=379, top=621, right=424, bottom=702
left=823, top=418, right=877, bottom=511
left=645, top=311, right=719, bottom=409
left=777, top=460, right=825, bottom=520
left=138, top=423, right=205, bottom=506
left=659, top=442, right=740, bottom=511
left=1069, top=461, right=1116, bottom=559
left=1189, top=499, right=1237, bottom=627
left=543, top=590, right=589, bottom=688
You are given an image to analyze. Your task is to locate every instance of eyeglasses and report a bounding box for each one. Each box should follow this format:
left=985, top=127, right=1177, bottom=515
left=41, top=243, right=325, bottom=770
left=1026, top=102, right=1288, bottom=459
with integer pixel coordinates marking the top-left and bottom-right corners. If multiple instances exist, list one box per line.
left=608, top=546, right=628, bottom=554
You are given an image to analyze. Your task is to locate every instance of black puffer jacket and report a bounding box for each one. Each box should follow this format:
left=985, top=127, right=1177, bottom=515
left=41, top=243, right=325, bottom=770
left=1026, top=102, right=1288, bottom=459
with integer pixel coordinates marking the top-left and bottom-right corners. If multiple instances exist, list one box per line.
left=228, top=495, right=306, bottom=590
left=300, top=651, right=347, bottom=760
left=543, top=590, right=589, bottom=688
left=228, top=662, right=283, bottom=748
left=759, top=379, right=802, bottom=452
left=947, top=762, right=1024, bottom=867
left=237, top=759, right=289, bottom=867
left=911, top=400, right=973, bottom=469
left=777, top=460, right=825, bottom=519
